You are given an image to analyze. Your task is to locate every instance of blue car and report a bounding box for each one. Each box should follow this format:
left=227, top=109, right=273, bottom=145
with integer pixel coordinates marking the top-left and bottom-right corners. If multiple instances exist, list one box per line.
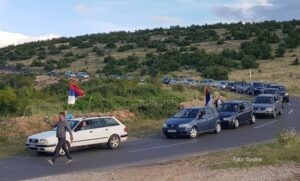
left=162, top=107, right=221, bottom=138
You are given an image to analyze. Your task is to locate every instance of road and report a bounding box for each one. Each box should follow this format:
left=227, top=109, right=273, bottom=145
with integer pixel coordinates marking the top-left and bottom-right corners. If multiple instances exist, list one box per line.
left=0, top=97, right=299, bottom=181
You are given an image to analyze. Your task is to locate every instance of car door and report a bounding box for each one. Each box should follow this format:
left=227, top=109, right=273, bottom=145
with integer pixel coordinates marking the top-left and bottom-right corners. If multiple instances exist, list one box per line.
left=204, top=108, right=216, bottom=130
left=72, top=120, right=99, bottom=147
left=101, top=117, right=122, bottom=138
left=273, top=96, right=281, bottom=113
left=197, top=110, right=209, bottom=132
left=243, top=102, right=252, bottom=121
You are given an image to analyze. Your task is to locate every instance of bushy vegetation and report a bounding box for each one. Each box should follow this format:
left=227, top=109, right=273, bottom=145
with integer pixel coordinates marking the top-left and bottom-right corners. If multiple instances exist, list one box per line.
left=0, top=75, right=185, bottom=119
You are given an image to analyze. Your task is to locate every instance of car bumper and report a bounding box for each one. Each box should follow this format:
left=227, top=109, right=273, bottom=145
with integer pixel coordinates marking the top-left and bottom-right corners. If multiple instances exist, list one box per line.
left=220, top=119, right=234, bottom=127
left=162, top=128, right=191, bottom=136
left=25, top=143, right=56, bottom=153
left=253, top=110, right=273, bottom=117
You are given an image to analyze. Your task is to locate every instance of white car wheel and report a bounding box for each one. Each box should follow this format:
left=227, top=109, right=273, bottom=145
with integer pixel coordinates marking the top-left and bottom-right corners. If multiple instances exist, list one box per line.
left=215, top=123, right=221, bottom=134
left=233, top=119, right=239, bottom=129
left=108, top=135, right=120, bottom=149
left=189, top=127, right=198, bottom=138
left=250, top=115, right=256, bottom=124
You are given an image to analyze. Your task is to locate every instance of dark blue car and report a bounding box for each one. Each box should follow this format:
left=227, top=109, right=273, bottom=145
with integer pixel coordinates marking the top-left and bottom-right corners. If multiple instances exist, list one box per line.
left=162, top=107, right=221, bottom=138
left=219, top=101, right=256, bottom=129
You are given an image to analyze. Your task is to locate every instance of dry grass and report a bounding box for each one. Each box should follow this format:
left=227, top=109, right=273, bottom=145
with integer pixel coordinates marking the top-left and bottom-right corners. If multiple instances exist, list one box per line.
left=230, top=47, right=300, bottom=96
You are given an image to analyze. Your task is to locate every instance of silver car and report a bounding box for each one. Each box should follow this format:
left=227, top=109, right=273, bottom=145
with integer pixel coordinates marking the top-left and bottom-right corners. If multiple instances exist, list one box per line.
left=252, top=94, right=283, bottom=118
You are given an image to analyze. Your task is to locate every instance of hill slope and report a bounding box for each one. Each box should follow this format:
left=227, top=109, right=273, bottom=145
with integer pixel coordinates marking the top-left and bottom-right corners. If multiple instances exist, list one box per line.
left=0, top=20, right=300, bottom=80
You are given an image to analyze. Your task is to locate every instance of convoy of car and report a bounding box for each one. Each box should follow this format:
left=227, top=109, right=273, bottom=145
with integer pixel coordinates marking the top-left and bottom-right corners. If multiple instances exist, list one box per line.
left=26, top=77, right=290, bottom=154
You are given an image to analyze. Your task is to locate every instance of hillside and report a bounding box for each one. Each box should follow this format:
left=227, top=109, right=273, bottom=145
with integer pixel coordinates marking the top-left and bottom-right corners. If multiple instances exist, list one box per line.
left=0, top=20, right=300, bottom=80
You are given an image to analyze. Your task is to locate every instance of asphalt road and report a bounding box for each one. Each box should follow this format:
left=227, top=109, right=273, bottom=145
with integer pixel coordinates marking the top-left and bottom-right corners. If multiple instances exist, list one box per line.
left=0, top=97, right=299, bottom=181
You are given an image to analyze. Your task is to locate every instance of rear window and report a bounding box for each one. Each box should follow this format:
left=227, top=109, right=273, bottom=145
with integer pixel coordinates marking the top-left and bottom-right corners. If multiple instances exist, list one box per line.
left=254, top=97, right=273, bottom=104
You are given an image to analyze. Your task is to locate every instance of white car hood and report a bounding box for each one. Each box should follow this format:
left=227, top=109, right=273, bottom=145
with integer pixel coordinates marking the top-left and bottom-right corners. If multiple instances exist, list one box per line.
left=29, top=130, right=56, bottom=140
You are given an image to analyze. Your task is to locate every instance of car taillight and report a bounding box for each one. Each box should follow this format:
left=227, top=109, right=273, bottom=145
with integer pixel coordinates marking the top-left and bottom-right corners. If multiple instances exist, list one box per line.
left=124, top=127, right=128, bottom=132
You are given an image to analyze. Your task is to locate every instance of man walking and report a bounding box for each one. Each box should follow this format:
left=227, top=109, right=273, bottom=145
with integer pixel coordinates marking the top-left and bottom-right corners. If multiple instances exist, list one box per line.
left=48, top=112, right=74, bottom=165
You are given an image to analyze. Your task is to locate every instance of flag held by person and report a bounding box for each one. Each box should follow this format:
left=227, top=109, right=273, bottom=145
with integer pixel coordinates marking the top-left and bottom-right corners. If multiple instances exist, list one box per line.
left=68, top=83, right=85, bottom=105
left=205, top=86, right=213, bottom=107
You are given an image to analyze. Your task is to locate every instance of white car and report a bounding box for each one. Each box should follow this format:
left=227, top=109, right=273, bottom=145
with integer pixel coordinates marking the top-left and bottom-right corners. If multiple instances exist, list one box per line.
left=26, top=116, right=128, bottom=154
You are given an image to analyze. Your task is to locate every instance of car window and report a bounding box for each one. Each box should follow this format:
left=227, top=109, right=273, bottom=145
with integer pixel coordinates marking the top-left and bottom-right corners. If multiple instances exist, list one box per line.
left=220, top=104, right=238, bottom=112
left=239, top=103, right=245, bottom=111
left=103, top=118, right=120, bottom=127
left=254, top=97, right=273, bottom=104
left=243, top=102, right=251, bottom=109
left=204, top=108, right=214, bottom=118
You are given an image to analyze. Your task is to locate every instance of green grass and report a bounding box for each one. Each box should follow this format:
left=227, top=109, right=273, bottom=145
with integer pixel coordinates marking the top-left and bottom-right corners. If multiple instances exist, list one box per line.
left=205, top=129, right=300, bottom=169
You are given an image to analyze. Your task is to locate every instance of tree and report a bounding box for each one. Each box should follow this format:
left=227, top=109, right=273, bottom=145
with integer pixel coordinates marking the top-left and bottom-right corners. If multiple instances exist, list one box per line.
left=240, top=55, right=258, bottom=69
left=275, top=44, right=286, bottom=57
left=202, top=66, right=229, bottom=80
left=291, top=58, right=300, bottom=65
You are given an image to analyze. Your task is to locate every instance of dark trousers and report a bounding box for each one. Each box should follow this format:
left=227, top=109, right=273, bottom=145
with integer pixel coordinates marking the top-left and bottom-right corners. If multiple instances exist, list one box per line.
left=52, top=137, right=72, bottom=163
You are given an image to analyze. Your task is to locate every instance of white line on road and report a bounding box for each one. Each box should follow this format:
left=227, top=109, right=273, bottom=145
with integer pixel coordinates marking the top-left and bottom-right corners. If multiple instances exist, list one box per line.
left=288, top=109, right=294, bottom=114
left=129, top=140, right=197, bottom=153
left=254, top=120, right=278, bottom=129
left=288, top=103, right=292, bottom=106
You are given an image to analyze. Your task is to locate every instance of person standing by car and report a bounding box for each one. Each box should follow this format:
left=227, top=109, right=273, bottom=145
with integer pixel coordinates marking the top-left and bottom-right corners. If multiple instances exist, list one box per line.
left=214, top=95, right=224, bottom=109
left=48, top=112, right=74, bottom=165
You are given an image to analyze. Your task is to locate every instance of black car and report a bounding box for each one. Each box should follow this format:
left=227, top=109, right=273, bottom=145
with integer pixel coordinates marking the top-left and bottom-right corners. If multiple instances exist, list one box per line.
left=267, top=84, right=289, bottom=103
left=226, top=82, right=236, bottom=92
left=248, top=82, right=266, bottom=96
left=218, top=101, right=255, bottom=128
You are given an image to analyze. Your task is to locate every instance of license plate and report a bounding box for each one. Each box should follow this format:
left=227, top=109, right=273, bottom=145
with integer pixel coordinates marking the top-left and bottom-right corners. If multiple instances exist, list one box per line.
left=168, top=130, right=176, bottom=133
left=30, top=144, right=36, bottom=148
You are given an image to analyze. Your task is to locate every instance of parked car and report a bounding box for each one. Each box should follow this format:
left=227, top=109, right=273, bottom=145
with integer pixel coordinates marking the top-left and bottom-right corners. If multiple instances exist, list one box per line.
left=252, top=94, right=283, bottom=118
left=218, top=101, right=256, bottom=129
left=262, top=88, right=283, bottom=102
left=77, top=72, right=90, bottom=79
left=226, top=82, right=236, bottom=92
left=248, top=82, right=266, bottom=95
left=237, top=83, right=251, bottom=94
left=267, top=84, right=289, bottom=103
left=217, top=81, right=228, bottom=90
left=26, top=116, right=128, bottom=154
left=47, top=71, right=57, bottom=77
left=162, top=107, right=221, bottom=138
left=64, top=71, right=76, bottom=78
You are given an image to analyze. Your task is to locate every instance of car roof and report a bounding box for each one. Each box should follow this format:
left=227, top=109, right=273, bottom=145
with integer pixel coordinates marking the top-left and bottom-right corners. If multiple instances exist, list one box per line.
left=224, top=100, right=246, bottom=104
left=68, top=116, right=116, bottom=121
left=256, top=94, right=274, bottom=97
left=264, top=88, right=278, bottom=90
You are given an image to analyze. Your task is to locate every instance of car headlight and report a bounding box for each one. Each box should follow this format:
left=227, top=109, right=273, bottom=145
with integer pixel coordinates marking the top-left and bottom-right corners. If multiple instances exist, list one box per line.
left=39, top=139, right=48, bottom=144
left=266, top=108, right=273, bottom=112
left=162, top=123, right=167, bottom=128
left=285, top=93, right=289, bottom=96
left=223, top=117, right=233, bottom=121
left=178, top=124, right=192, bottom=128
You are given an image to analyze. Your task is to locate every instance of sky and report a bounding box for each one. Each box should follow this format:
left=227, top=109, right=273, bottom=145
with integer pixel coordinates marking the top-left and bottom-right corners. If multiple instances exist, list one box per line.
left=0, top=0, right=299, bottom=47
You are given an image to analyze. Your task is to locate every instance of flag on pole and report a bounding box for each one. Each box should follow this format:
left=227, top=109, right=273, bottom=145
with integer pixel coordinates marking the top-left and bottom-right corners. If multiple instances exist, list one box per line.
left=68, top=83, right=85, bottom=105
left=205, top=86, right=213, bottom=107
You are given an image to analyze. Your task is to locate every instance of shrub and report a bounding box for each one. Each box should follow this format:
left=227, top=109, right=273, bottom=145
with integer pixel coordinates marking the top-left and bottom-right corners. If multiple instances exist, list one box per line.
left=291, top=58, right=299, bottom=65
left=135, top=100, right=178, bottom=119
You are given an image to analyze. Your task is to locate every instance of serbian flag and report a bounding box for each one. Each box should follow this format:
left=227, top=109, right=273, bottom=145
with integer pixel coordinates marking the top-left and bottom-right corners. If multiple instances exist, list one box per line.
left=68, top=83, right=85, bottom=105
left=205, top=86, right=213, bottom=107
